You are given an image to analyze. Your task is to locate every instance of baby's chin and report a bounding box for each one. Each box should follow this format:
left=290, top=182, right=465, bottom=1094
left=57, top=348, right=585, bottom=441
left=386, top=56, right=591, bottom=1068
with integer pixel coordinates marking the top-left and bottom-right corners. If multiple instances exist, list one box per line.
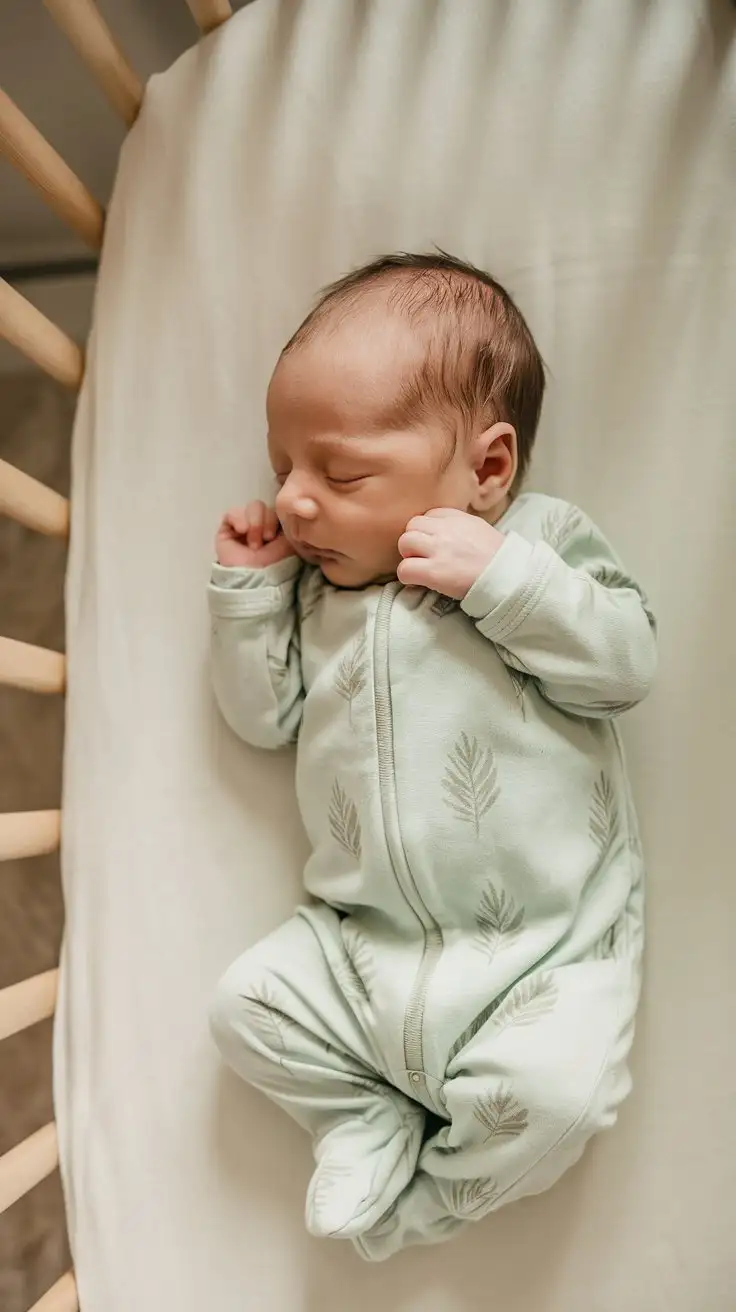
left=317, top=555, right=394, bottom=591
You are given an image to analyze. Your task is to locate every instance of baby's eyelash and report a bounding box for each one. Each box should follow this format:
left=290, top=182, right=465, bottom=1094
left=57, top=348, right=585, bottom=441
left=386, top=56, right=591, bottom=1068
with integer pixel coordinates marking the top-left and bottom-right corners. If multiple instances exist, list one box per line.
left=273, top=471, right=368, bottom=489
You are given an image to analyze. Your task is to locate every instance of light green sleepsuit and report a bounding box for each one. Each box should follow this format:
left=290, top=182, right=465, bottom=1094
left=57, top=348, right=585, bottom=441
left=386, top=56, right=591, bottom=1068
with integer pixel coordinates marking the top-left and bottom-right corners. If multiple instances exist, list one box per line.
left=208, top=494, right=657, bottom=1260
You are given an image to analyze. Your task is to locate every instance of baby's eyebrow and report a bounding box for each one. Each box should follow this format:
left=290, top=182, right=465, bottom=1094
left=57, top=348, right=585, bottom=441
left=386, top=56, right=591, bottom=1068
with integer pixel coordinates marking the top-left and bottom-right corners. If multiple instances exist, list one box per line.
left=307, top=433, right=384, bottom=454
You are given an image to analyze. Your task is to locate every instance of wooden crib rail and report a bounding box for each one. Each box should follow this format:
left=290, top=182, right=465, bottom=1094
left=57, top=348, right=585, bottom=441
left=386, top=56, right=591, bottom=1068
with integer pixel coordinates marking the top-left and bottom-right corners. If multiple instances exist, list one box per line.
left=0, top=1123, right=59, bottom=1214
left=0, top=811, right=62, bottom=862
left=29, top=1273, right=78, bottom=1312
left=0, top=90, right=104, bottom=250
left=186, top=0, right=233, bottom=34
left=0, top=638, right=66, bottom=695
left=0, top=971, right=59, bottom=1043
left=0, top=280, right=83, bottom=388
left=43, top=0, right=143, bottom=127
left=0, top=9, right=233, bottom=1307
left=0, top=459, right=69, bottom=538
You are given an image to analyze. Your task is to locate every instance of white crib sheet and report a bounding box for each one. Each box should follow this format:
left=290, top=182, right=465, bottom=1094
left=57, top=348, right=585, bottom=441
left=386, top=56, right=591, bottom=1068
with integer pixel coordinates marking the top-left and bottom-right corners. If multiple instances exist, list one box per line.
left=56, top=2, right=736, bottom=1308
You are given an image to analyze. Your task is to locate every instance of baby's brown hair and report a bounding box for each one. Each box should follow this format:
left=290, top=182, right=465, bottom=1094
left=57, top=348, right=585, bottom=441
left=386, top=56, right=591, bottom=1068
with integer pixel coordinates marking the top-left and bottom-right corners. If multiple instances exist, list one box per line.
left=282, top=252, right=545, bottom=490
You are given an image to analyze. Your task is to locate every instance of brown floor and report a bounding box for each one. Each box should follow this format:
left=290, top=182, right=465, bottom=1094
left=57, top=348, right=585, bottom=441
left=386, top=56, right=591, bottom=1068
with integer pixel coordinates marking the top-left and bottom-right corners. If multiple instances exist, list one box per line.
left=0, top=374, right=73, bottom=1310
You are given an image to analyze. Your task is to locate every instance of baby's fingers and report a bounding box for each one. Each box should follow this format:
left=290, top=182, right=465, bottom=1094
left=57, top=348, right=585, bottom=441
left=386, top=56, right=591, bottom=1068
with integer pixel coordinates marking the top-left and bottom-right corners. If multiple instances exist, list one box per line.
left=263, top=505, right=280, bottom=543
left=397, top=556, right=436, bottom=589
left=422, top=507, right=468, bottom=520
left=225, top=507, right=250, bottom=538
left=245, top=501, right=265, bottom=549
left=398, top=529, right=433, bottom=559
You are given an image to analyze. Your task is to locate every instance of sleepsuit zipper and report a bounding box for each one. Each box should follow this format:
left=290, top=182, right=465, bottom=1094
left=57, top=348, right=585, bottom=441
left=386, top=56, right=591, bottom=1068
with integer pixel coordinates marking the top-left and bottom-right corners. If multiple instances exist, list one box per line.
left=373, top=583, right=444, bottom=1107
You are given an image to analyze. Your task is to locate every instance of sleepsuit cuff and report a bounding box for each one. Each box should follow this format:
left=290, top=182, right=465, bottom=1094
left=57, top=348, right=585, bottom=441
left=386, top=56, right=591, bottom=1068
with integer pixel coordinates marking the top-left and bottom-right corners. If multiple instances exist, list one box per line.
left=208, top=557, right=302, bottom=619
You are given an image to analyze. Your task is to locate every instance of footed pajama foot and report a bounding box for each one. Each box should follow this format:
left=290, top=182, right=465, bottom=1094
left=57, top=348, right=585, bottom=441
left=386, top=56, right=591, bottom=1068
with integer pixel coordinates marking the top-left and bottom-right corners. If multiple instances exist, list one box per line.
left=352, top=1169, right=472, bottom=1260
left=306, top=1098, right=425, bottom=1239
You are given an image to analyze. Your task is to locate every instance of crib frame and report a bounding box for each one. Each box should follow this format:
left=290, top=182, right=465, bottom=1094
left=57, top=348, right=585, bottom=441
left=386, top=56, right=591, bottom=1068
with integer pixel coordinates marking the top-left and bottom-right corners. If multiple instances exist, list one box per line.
left=0, top=3, right=233, bottom=1307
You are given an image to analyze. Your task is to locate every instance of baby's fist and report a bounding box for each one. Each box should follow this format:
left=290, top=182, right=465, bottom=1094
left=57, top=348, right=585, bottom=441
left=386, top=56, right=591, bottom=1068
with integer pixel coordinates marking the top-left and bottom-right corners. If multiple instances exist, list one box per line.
left=216, top=502, right=297, bottom=569
left=397, top=508, right=504, bottom=598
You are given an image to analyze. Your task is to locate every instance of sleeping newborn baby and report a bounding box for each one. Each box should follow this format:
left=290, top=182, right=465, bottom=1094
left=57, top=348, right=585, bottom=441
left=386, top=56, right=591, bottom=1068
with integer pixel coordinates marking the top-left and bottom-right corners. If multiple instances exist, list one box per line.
left=208, top=252, right=657, bottom=1260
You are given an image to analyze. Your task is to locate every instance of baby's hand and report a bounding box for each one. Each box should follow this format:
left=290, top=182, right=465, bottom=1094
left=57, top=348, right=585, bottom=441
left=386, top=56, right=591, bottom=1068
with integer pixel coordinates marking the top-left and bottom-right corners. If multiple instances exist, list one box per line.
left=216, top=502, right=297, bottom=569
left=397, top=508, right=504, bottom=598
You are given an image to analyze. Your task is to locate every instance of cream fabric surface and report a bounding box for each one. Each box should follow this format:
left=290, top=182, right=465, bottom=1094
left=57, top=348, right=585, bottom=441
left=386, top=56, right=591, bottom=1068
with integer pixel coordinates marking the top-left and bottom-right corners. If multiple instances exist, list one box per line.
left=57, top=2, right=736, bottom=1308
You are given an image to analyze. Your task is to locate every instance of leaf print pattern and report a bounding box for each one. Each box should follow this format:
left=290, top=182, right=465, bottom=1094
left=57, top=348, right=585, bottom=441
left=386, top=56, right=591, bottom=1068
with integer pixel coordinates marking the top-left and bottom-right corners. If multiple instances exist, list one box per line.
left=329, top=780, right=362, bottom=859
left=590, top=925, right=617, bottom=961
left=446, top=997, right=501, bottom=1068
left=592, top=909, right=635, bottom=962
left=243, top=979, right=298, bottom=1077
left=393, top=1107, right=424, bottom=1178
left=309, top=1034, right=379, bottom=1087
left=335, top=633, right=367, bottom=725
left=490, top=972, right=558, bottom=1034
left=244, top=980, right=291, bottom=1049
left=334, top=955, right=369, bottom=1004
left=590, top=563, right=656, bottom=629
left=494, top=643, right=531, bottom=716
left=495, top=643, right=531, bottom=674
left=473, top=1086, right=529, bottom=1141
left=506, top=665, right=529, bottom=717
left=442, top=733, right=499, bottom=836
left=589, top=772, right=621, bottom=857
left=474, top=881, right=525, bottom=963
left=448, top=1178, right=500, bottom=1218
left=541, top=504, right=584, bottom=552
left=447, top=973, right=557, bottom=1067
left=589, top=564, right=635, bottom=594
left=340, top=921, right=374, bottom=998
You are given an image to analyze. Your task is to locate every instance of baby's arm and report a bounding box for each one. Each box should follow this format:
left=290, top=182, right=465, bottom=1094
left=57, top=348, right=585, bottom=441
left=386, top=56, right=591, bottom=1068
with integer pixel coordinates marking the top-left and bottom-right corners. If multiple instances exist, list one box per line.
left=466, top=514, right=656, bottom=718
left=399, top=506, right=656, bottom=719
left=208, top=502, right=305, bottom=749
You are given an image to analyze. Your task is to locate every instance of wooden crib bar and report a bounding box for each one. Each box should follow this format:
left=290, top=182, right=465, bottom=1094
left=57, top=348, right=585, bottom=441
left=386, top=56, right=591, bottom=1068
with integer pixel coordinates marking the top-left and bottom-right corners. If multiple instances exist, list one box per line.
left=0, top=811, right=62, bottom=862
left=0, top=280, right=83, bottom=389
left=186, top=0, right=233, bottom=34
left=0, top=971, right=59, bottom=1043
left=0, top=90, right=104, bottom=250
left=43, top=0, right=143, bottom=127
left=29, top=1272, right=78, bottom=1312
left=0, top=7, right=236, bottom=1303
left=0, top=638, right=65, bottom=694
left=0, top=1123, right=59, bottom=1215
left=0, top=459, right=69, bottom=538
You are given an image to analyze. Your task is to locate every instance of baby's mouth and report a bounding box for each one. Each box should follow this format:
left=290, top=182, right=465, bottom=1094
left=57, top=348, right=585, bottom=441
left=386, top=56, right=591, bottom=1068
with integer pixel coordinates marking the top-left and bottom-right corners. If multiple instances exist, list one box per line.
left=295, top=541, right=343, bottom=564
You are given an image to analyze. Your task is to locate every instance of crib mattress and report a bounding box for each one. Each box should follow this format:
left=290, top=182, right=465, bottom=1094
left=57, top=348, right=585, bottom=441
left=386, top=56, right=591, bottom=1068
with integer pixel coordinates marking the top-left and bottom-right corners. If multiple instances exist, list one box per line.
left=56, top=2, right=736, bottom=1309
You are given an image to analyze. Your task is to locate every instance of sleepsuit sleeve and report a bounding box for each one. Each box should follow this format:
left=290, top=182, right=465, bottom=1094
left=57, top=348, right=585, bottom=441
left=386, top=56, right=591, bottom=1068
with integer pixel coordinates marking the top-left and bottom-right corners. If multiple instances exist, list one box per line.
left=208, top=557, right=304, bottom=749
left=461, top=509, right=657, bottom=719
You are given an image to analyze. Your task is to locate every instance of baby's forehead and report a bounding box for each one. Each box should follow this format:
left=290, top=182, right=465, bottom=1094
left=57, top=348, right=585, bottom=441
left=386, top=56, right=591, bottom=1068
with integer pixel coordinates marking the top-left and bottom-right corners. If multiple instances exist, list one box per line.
left=310, top=286, right=416, bottom=351
left=273, top=305, right=425, bottom=404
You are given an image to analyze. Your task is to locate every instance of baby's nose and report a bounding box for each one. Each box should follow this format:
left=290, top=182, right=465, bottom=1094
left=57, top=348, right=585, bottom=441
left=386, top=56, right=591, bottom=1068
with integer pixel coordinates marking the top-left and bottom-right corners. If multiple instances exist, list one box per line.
left=276, top=480, right=318, bottom=521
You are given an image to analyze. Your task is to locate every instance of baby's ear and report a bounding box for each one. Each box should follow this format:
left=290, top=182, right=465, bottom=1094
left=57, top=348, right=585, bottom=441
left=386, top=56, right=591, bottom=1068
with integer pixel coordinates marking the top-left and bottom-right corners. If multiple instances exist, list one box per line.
left=468, top=422, right=518, bottom=512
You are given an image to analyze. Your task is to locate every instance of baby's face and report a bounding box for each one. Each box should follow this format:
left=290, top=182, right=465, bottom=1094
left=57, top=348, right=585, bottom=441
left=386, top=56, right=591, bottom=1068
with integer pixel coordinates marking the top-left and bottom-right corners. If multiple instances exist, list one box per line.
left=268, top=311, right=479, bottom=589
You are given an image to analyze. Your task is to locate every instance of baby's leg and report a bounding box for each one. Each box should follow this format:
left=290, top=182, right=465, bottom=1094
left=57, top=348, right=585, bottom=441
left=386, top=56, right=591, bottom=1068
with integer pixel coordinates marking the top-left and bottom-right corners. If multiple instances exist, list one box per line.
left=356, top=956, right=639, bottom=1261
left=210, top=904, right=425, bottom=1239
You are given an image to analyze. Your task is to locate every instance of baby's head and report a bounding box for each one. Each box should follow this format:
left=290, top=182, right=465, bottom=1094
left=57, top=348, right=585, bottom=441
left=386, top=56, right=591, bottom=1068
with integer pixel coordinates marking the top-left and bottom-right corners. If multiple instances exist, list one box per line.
left=268, top=252, right=545, bottom=588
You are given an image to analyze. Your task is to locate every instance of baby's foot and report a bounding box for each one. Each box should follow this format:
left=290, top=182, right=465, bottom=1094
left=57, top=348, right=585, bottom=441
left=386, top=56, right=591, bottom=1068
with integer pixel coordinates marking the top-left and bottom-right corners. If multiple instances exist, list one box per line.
left=306, top=1098, right=424, bottom=1239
